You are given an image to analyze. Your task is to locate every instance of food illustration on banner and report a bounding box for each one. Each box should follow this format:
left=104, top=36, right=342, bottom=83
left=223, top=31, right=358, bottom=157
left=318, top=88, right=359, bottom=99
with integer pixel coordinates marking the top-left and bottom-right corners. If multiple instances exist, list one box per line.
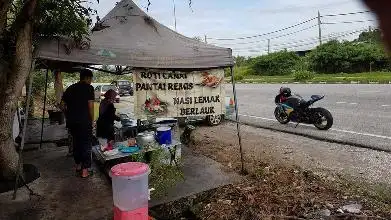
left=134, top=69, right=225, bottom=118
left=197, top=71, right=223, bottom=88
left=143, top=96, right=168, bottom=115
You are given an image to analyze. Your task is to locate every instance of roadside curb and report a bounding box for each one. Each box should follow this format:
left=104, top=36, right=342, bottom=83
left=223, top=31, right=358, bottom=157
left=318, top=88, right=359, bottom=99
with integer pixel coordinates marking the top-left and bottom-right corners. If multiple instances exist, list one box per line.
left=226, top=118, right=391, bottom=153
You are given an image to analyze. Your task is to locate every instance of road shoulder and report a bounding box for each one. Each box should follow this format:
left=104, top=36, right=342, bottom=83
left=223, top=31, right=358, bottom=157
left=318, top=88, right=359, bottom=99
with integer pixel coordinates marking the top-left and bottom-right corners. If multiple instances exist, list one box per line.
left=151, top=121, right=391, bottom=218
left=194, top=122, right=391, bottom=186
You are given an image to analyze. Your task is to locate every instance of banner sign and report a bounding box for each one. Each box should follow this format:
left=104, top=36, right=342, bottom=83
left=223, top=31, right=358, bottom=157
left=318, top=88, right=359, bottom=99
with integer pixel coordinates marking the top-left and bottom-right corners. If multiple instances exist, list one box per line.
left=133, top=69, right=225, bottom=118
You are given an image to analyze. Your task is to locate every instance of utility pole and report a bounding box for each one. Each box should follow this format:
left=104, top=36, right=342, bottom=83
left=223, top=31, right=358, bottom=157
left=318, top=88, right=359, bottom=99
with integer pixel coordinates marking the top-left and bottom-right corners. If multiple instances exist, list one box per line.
left=172, top=0, right=177, bottom=31
left=267, top=39, right=270, bottom=54
left=318, top=11, right=322, bottom=45
left=204, top=34, right=207, bottom=44
left=368, top=26, right=373, bottom=72
left=369, top=25, right=373, bottom=44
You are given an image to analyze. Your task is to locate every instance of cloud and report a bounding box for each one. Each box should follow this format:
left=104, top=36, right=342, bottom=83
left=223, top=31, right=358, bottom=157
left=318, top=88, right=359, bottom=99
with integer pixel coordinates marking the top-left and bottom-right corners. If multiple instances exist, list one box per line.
left=93, top=0, right=377, bottom=56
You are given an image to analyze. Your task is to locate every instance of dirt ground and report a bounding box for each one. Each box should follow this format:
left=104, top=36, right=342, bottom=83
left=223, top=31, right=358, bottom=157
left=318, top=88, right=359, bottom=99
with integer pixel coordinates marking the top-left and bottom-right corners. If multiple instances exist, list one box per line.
left=153, top=122, right=391, bottom=219
left=2, top=120, right=391, bottom=219
left=193, top=122, right=391, bottom=186
left=0, top=144, right=114, bottom=220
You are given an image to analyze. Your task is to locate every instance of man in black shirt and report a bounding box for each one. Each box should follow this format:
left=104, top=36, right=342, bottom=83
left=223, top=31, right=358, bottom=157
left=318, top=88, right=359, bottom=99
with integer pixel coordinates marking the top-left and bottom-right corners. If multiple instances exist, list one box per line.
left=62, top=69, right=95, bottom=178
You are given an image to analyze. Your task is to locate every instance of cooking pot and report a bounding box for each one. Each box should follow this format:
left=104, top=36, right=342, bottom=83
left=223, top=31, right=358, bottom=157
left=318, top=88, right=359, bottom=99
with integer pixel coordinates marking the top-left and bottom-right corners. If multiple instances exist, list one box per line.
left=136, top=131, right=156, bottom=148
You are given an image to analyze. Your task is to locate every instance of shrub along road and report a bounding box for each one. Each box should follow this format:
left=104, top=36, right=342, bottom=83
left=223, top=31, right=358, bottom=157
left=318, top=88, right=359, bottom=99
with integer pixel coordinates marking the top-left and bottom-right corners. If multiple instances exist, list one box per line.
left=232, top=72, right=391, bottom=84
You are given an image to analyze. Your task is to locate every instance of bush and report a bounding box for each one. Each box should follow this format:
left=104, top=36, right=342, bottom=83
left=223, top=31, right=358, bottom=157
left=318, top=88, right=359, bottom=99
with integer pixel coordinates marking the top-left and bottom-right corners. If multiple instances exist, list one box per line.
left=251, top=51, right=300, bottom=76
left=307, top=40, right=390, bottom=74
left=234, top=74, right=244, bottom=81
left=294, top=57, right=309, bottom=72
left=234, top=65, right=255, bottom=76
left=224, top=68, right=231, bottom=77
left=293, top=70, right=314, bottom=81
left=225, top=65, right=253, bottom=81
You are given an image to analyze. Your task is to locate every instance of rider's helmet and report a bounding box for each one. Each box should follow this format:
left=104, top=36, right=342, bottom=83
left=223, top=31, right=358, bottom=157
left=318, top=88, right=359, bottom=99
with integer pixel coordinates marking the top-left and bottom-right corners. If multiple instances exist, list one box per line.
left=279, top=87, right=291, bottom=97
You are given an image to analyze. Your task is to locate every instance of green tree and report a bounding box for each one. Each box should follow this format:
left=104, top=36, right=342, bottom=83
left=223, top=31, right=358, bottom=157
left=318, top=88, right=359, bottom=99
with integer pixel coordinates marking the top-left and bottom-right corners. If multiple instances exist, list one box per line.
left=234, top=56, right=247, bottom=67
left=356, top=28, right=382, bottom=43
left=0, top=0, right=95, bottom=180
left=307, top=40, right=389, bottom=73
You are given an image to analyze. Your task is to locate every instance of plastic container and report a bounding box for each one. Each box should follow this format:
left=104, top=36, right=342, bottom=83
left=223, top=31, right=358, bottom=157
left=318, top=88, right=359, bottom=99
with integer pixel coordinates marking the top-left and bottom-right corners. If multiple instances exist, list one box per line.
left=156, top=126, right=172, bottom=145
left=113, top=206, right=148, bottom=220
left=110, top=162, right=150, bottom=213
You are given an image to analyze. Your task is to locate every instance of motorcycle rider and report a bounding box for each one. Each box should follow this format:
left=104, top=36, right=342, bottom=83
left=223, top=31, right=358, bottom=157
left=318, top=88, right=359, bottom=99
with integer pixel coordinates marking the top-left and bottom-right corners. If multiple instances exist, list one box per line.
left=275, top=87, right=306, bottom=111
left=275, top=87, right=292, bottom=104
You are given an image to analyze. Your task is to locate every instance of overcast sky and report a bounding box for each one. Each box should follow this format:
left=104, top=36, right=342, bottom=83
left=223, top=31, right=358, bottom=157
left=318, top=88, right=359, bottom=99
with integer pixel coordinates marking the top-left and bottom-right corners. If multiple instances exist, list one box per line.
left=92, top=0, right=377, bottom=56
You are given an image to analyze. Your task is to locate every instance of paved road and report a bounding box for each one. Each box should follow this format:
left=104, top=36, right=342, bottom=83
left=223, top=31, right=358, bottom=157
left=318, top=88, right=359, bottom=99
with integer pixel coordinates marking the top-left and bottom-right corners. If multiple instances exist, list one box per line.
left=115, top=84, right=391, bottom=150
left=115, top=96, right=134, bottom=115
left=226, top=84, right=391, bottom=151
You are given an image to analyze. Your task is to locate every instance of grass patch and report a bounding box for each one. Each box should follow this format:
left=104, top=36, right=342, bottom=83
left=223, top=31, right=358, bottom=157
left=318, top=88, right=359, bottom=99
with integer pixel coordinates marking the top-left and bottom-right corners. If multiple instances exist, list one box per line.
left=233, top=72, right=391, bottom=84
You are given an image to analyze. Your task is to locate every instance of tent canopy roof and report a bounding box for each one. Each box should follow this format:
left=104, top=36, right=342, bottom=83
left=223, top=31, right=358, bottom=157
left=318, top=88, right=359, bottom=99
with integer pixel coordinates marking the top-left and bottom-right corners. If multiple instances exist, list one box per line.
left=35, top=0, right=233, bottom=70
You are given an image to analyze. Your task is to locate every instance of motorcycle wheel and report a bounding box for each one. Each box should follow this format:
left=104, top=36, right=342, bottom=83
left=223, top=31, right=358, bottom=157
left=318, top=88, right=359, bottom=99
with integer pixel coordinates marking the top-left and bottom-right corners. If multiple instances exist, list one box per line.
left=313, top=108, right=333, bottom=130
left=274, top=107, right=290, bottom=124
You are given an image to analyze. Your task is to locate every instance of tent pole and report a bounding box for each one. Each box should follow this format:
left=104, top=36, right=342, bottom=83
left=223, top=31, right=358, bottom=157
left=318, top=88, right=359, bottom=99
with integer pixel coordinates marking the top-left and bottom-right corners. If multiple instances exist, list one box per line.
left=13, top=60, right=35, bottom=199
left=39, top=69, right=49, bottom=149
left=230, top=67, right=246, bottom=174
left=136, top=119, right=140, bottom=136
left=16, top=103, right=22, bottom=131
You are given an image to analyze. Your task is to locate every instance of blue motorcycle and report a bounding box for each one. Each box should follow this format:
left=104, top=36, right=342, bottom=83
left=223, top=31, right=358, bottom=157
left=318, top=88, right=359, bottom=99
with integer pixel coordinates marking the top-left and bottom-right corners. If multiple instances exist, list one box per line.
left=274, top=94, right=333, bottom=130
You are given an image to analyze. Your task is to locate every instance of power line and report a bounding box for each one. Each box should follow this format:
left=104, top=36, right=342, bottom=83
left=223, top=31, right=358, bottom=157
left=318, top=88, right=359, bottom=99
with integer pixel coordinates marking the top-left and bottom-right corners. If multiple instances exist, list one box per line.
left=322, top=19, right=376, bottom=25
left=273, top=30, right=364, bottom=50
left=230, top=37, right=318, bottom=51
left=232, top=39, right=318, bottom=51
left=213, top=27, right=365, bottom=50
left=321, top=10, right=371, bottom=17
left=209, top=25, right=318, bottom=46
left=327, top=28, right=365, bottom=37
left=273, top=36, right=327, bottom=48
left=208, top=10, right=375, bottom=43
left=276, top=29, right=365, bottom=47
left=250, top=0, right=352, bottom=14
left=207, top=17, right=317, bottom=41
left=233, top=28, right=362, bottom=55
left=232, top=28, right=366, bottom=52
left=246, top=49, right=269, bottom=53
left=275, top=41, right=318, bottom=51
left=272, top=29, right=366, bottom=50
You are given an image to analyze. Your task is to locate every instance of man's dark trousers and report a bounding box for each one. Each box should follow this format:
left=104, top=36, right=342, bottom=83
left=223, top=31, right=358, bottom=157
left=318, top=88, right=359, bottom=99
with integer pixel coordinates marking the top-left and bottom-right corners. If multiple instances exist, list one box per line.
left=69, top=122, right=92, bottom=169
